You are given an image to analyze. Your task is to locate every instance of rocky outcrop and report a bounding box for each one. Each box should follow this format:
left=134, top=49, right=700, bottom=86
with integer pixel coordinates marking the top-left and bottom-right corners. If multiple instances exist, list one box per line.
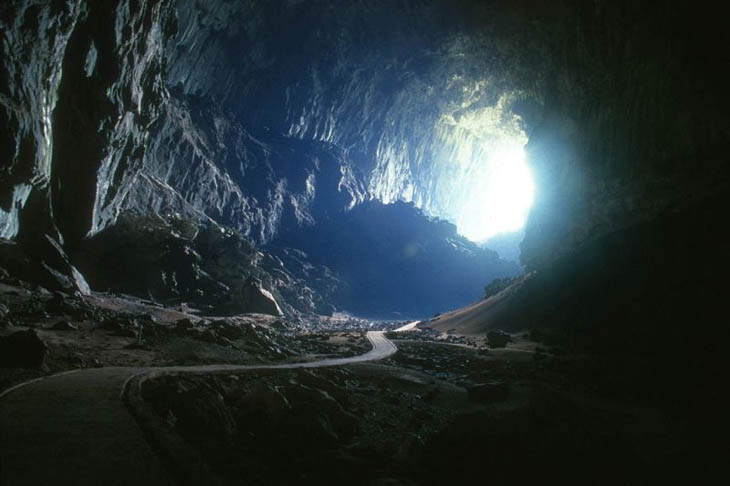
left=2, top=0, right=727, bottom=319
left=0, top=329, right=48, bottom=367
left=0, top=236, right=90, bottom=295
left=1, top=0, right=176, bottom=247
left=72, top=212, right=331, bottom=316
left=239, top=278, right=283, bottom=317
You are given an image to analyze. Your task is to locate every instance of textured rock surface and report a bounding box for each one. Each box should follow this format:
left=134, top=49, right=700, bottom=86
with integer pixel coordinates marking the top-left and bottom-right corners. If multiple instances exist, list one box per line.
left=164, top=0, right=539, bottom=231
left=239, top=278, right=283, bottom=317
left=72, top=213, right=325, bottom=316
left=2, top=0, right=728, bottom=316
left=2, top=0, right=541, bottom=245
left=1, top=0, right=177, bottom=247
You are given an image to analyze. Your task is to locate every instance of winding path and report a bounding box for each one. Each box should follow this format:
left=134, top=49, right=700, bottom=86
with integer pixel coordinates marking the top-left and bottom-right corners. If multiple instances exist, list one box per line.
left=0, top=331, right=397, bottom=486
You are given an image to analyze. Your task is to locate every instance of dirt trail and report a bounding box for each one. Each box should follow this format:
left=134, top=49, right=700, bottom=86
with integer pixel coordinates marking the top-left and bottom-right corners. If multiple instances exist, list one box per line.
left=0, top=331, right=396, bottom=486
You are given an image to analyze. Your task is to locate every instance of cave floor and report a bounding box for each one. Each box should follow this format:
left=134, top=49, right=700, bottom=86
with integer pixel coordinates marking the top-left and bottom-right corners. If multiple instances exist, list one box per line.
left=0, top=283, right=715, bottom=485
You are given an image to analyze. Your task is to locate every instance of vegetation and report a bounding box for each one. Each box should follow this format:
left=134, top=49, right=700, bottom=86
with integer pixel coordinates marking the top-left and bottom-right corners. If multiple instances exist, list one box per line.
left=483, top=277, right=514, bottom=299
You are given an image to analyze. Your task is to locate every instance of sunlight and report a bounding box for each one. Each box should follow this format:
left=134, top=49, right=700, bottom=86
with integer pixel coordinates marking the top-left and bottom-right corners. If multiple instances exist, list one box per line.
left=456, top=143, right=534, bottom=242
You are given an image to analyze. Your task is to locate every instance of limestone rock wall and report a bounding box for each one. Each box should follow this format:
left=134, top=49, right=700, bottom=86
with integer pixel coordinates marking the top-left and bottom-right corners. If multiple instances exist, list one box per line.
left=1, top=0, right=177, bottom=249
left=2, top=0, right=727, bottom=310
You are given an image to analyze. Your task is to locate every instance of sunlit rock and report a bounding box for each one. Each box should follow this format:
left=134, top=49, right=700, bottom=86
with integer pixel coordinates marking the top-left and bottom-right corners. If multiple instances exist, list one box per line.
left=240, top=277, right=283, bottom=317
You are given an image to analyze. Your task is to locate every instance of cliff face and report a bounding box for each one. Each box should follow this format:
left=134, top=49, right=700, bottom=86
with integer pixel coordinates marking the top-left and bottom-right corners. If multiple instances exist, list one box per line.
left=1, top=0, right=176, bottom=249
left=162, top=0, right=540, bottom=234
left=1, top=0, right=371, bottom=250
left=2, top=0, right=539, bottom=253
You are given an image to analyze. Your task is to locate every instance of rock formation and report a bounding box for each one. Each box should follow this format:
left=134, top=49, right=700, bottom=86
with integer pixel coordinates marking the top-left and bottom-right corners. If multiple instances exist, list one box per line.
left=1, top=0, right=727, bottom=321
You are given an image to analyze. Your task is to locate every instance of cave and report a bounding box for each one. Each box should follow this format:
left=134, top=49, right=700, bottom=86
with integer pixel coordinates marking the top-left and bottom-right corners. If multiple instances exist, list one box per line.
left=1, top=1, right=728, bottom=485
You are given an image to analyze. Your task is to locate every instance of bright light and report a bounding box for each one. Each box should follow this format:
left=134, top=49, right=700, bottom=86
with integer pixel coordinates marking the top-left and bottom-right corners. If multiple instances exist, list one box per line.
left=456, top=144, right=534, bottom=242
left=368, top=91, right=535, bottom=243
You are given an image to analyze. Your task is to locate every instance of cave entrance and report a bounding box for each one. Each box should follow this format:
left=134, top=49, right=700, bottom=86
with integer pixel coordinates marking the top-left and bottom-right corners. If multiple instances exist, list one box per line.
left=453, top=139, right=534, bottom=243
left=424, top=95, right=535, bottom=246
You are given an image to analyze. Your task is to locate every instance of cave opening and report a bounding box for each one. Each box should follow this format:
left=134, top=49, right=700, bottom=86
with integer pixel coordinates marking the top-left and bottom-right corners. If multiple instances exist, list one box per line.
left=447, top=131, right=533, bottom=243
left=1, top=1, right=729, bottom=483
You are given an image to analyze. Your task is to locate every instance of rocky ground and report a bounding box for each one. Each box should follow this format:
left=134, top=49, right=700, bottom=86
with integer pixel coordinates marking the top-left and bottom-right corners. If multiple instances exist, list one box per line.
left=135, top=328, right=701, bottom=485
left=0, top=280, right=378, bottom=395
left=1, top=276, right=715, bottom=484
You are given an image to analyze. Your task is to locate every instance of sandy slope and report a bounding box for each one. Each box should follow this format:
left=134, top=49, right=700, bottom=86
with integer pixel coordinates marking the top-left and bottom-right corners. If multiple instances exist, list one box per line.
left=423, top=287, right=515, bottom=335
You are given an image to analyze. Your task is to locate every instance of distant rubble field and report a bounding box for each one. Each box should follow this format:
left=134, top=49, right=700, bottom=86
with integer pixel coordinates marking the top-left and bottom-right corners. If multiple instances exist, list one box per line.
left=0, top=279, right=371, bottom=393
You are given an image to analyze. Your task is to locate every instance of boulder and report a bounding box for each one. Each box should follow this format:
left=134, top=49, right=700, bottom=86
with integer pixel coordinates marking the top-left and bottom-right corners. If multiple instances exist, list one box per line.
left=213, top=320, right=244, bottom=340
left=45, top=292, right=67, bottom=313
left=200, top=329, right=220, bottom=344
left=487, top=330, right=513, bottom=348
left=51, top=321, right=78, bottom=331
left=0, top=329, right=48, bottom=367
left=175, top=318, right=195, bottom=333
left=240, top=278, right=283, bottom=316
left=144, top=378, right=237, bottom=449
left=40, top=235, right=91, bottom=296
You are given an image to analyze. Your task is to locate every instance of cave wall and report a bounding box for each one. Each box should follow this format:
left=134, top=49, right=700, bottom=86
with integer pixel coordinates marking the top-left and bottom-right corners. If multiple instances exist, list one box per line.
left=157, top=0, right=729, bottom=271
left=519, top=1, right=729, bottom=269
left=1, top=0, right=370, bottom=251
left=1, top=0, right=176, bottom=249
left=163, top=0, right=545, bottom=231
left=1, top=0, right=83, bottom=240
left=1, top=0, right=548, bottom=253
left=2, top=0, right=728, bottom=309
left=160, top=0, right=730, bottom=268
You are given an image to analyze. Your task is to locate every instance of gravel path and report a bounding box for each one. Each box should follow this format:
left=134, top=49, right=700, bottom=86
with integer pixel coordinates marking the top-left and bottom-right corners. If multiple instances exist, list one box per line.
left=0, top=331, right=397, bottom=486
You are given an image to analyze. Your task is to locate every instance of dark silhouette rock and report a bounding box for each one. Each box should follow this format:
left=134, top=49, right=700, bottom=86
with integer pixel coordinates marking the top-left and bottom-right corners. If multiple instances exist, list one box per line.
left=143, top=377, right=237, bottom=450
left=487, top=330, right=512, bottom=348
left=0, top=329, right=48, bottom=368
left=45, top=292, right=67, bottom=313
left=50, top=321, right=78, bottom=331
left=174, top=318, right=195, bottom=333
